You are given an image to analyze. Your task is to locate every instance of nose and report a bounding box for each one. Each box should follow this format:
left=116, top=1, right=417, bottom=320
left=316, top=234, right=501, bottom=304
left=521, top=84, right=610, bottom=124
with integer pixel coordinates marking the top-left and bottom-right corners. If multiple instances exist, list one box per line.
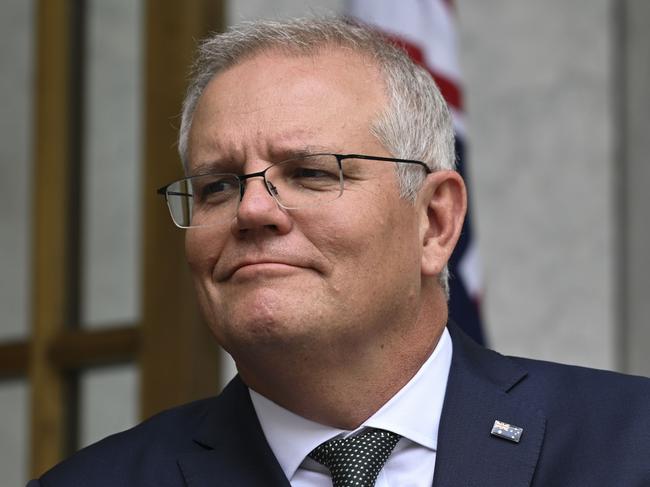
left=231, top=177, right=292, bottom=236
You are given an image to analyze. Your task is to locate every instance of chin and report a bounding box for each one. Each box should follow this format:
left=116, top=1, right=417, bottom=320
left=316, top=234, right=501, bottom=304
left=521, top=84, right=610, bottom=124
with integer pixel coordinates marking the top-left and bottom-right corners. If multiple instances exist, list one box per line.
left=203, top=280, right=336, bottom=354
left=214, top=300, right=313, bottom=347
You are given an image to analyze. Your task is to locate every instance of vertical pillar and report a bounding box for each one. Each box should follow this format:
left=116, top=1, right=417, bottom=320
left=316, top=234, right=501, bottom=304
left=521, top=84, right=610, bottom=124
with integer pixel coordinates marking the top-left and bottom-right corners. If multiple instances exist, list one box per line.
left=617, top=0, right=650, bottom=376
left=140, top=0, right=224, bottom=420
left=29, top=0, right=74, bottom=476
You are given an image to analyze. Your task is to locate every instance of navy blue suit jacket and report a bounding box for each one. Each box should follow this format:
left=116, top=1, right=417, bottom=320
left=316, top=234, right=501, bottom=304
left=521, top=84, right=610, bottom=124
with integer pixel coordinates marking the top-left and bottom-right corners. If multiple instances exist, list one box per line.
left=29, top=324, right=650, bottom=486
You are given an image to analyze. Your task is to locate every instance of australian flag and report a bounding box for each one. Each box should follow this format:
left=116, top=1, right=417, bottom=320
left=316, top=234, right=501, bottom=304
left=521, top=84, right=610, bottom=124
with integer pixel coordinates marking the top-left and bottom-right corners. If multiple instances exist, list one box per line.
left=347, top=0, right=486, bottom=344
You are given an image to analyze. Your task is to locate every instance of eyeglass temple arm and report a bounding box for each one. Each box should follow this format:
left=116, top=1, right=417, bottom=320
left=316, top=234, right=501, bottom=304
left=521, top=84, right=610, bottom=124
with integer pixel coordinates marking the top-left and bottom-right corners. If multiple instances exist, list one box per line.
left=156, top=186, right=192, bottom=197
left=337, top=154, right=432, bottom=174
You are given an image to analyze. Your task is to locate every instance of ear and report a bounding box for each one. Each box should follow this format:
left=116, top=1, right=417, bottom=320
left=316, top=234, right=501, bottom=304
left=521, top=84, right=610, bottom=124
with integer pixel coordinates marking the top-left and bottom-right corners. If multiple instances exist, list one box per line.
left=418, top=170, right=467, bottom=276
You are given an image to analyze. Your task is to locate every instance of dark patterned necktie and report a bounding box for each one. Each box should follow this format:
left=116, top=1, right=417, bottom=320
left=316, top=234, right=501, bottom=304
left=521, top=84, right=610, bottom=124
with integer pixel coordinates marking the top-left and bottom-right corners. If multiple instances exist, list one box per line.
left=308, top=428, right=401, bottom=486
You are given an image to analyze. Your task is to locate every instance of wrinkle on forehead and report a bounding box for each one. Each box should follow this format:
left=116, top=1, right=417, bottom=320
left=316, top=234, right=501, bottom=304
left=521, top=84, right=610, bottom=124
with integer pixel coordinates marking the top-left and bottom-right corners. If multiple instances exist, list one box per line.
left=190, top=142, right=339, bottom=175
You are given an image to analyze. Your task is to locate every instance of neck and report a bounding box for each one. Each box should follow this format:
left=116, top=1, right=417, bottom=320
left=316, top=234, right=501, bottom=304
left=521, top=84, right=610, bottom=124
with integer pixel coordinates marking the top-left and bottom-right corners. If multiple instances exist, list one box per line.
left=236, top=290, right=448, bottom=429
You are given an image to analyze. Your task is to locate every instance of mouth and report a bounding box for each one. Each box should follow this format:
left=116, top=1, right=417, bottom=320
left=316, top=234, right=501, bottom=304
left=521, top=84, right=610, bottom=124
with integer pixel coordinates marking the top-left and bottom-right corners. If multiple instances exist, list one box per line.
left=217, top=259, right=314, bottom=282
left=232, top=262, right=307, bottom=280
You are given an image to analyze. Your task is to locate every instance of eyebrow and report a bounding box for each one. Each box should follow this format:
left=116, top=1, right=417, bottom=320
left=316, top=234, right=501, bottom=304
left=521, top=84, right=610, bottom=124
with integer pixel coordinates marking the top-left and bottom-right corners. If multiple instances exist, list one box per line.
left=189, top=160, right=233, bottom=176
left=189, top=145, right=337, bottom=175
left=272, top=145, right=333, bottom=160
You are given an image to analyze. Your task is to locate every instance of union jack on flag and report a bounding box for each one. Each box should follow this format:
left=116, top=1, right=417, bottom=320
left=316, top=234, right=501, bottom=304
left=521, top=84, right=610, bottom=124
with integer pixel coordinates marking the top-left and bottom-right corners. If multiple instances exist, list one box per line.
left=347, top=0, right=486, bottom=344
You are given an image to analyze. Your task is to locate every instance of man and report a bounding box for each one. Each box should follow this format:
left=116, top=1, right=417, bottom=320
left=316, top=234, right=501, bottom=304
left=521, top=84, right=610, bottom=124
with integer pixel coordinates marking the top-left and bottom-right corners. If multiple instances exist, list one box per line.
left=30, top=17, right=649, bottom=487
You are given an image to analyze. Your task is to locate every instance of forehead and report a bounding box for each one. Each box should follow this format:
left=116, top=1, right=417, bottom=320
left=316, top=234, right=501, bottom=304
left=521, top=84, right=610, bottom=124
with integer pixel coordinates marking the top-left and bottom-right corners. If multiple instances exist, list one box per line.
left=187, top=48, right=388, bottom=167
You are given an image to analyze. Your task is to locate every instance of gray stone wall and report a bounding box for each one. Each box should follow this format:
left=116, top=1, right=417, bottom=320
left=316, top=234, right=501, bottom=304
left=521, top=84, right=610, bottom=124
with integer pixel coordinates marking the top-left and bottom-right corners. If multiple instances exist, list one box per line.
left=458, top=0, right=615, bottom=369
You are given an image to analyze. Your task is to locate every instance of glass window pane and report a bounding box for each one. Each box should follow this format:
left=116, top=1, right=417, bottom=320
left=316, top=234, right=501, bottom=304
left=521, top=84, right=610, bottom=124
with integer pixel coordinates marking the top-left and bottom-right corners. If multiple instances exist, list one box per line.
left=0, top=0, right=35, bottom=340
left=81, top=0, right=143, bottom=328
left=79, top=364, right=139, bottom=448
left=0, top=379, right=29, bottom=486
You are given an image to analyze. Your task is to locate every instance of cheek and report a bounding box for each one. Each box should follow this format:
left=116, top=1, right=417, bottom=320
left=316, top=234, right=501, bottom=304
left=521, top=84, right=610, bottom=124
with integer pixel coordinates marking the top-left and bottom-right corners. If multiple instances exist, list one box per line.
left=185, top=231, right=230, bottom=340
left=354, top=208, right=420, bottom=280
left=185, top=229, right=223, bottom=279
left=312, top=206, right=412, bottom=280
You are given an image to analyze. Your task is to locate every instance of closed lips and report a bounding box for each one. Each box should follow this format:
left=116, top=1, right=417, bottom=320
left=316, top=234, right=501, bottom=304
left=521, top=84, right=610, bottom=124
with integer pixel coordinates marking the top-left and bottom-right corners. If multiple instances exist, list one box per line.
left=217, top=259, right=313, bottom=281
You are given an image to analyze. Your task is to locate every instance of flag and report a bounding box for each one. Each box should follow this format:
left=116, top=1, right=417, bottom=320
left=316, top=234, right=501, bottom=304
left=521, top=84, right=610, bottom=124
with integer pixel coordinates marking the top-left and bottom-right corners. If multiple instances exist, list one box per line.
left=347, top=0, right=486, bottom=344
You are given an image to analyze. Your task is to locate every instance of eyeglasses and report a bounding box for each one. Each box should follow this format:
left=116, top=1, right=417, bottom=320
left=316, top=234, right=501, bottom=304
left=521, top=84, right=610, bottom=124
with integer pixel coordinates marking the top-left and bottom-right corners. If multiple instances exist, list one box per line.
left=157, top=153, right=431, bottom=228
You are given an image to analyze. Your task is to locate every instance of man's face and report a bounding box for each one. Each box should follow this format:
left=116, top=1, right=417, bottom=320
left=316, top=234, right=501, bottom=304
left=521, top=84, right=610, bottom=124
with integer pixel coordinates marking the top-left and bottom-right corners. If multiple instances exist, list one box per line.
left=185, top=49, right=427, bottom=364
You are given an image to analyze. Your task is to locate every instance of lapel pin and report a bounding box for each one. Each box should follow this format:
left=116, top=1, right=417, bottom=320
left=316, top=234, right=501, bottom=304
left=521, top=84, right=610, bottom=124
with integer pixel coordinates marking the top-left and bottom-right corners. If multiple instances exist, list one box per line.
left=491, top=420, right=524, bottom=443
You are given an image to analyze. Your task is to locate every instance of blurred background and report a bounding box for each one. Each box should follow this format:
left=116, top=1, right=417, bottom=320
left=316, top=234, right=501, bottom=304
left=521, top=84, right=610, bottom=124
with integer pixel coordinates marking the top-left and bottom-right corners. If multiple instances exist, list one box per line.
left=1, top=0, right=648, bottom=484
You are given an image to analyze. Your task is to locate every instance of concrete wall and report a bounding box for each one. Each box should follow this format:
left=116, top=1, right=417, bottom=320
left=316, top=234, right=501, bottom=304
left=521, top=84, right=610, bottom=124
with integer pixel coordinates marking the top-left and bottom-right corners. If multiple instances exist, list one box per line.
left=227, top=0, right=342, bottom=21
left=457, top=0, right=615, bottom=369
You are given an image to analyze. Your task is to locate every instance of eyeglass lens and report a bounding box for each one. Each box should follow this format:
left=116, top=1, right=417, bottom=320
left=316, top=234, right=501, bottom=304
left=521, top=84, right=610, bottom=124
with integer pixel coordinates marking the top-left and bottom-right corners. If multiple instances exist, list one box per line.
left=165, top=154, right=344, bottom=228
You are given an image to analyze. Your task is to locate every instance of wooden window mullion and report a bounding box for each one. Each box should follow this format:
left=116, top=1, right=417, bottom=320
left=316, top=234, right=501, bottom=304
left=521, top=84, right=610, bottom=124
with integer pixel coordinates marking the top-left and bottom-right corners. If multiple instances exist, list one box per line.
left=29, top=0, right=75, bottom=476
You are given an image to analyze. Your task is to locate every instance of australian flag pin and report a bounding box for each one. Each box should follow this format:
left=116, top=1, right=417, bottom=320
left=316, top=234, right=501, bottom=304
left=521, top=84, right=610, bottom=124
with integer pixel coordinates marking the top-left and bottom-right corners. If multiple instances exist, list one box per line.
left=491, top=420, right=524, bottom=443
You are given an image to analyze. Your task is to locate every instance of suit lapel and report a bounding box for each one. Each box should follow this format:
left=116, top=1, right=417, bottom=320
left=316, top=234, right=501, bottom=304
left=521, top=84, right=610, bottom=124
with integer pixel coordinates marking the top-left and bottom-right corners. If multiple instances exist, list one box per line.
left=177, top=377, right=291, bottom=487
left=432, top=324, right=546, bottom=487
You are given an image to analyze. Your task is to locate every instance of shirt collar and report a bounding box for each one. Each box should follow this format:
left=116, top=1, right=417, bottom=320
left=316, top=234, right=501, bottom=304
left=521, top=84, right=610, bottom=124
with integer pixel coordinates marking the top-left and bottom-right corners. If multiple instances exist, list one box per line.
left=249, top=326, right=452, bottom=480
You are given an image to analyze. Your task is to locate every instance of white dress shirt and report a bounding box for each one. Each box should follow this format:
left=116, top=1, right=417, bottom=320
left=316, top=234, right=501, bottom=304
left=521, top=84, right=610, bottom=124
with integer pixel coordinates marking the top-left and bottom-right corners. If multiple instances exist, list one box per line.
left=249, top=327, right=452, bottom=487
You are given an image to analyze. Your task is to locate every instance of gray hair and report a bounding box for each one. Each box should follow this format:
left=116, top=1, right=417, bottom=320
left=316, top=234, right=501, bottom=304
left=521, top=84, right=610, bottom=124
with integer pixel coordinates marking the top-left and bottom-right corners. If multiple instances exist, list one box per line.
left=178, top=17, right=456, bottom=297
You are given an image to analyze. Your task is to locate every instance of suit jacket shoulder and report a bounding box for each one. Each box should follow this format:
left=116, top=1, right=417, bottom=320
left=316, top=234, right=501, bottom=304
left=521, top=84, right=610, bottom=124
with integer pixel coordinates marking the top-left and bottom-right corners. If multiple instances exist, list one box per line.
left=31, top=379, right=289, bottom=487
left=434, top=323, right=650, bottom=487
left=31, top=397, right=213, bottom=487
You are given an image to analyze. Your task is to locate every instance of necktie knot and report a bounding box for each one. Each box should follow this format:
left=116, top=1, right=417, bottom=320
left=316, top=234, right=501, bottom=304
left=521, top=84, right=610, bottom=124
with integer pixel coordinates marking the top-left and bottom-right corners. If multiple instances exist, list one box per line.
left=309, top=428, right=401, bottom=487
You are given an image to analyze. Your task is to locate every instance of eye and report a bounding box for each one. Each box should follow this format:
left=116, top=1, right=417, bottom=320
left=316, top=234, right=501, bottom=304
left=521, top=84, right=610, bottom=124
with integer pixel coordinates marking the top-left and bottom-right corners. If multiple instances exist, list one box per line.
left=268, top=155, right=342, bottom=195
left=284, top=164, right=341, bottom=192
left=195, top=176, right=239, bottom=203
left=291, top=166, right=336, bottom=180
left=280, top=155, right=340, bottom=182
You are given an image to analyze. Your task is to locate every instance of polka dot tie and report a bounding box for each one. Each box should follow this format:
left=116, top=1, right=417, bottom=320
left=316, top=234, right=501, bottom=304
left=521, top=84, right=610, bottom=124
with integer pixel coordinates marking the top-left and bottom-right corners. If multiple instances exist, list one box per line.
left=308, top=428, right=401, bottom=486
